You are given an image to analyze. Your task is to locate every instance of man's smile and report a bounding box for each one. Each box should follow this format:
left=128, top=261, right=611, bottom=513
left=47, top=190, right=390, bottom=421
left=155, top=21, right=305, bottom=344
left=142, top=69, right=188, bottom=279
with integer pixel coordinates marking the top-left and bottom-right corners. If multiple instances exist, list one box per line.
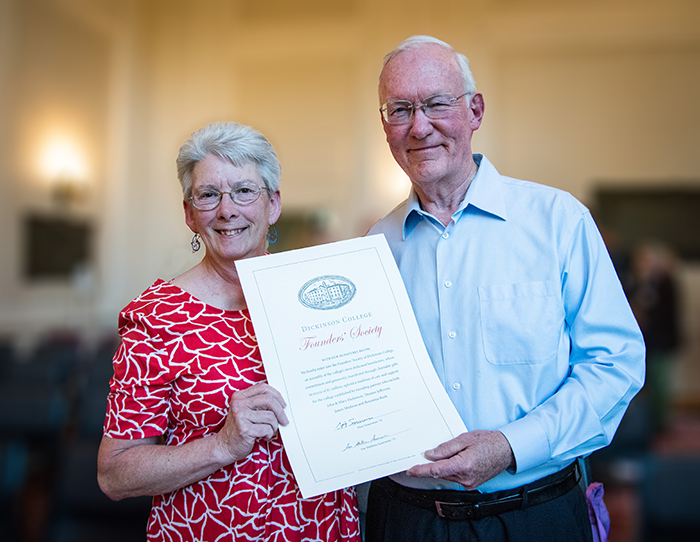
left=408, top=144, right=444, bottom=156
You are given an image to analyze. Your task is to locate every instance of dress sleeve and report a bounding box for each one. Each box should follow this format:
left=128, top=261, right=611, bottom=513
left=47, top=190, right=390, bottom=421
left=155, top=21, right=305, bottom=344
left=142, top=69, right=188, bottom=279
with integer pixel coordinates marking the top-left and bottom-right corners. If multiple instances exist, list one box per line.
left=501, top=209, right=646, bottom=472
left=103, top=307, right=175, bottom=439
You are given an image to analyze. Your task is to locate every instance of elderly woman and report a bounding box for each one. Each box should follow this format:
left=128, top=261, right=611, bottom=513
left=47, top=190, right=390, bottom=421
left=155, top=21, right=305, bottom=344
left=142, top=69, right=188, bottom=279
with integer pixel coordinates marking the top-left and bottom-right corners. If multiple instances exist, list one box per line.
left=97, top=122, right=360, bottom=542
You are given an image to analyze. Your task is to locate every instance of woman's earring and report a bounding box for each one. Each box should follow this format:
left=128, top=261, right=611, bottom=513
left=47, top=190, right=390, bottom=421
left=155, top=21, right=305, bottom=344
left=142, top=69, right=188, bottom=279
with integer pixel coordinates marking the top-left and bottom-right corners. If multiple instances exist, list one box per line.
left=191, top=233, right=201, bottom=253
left=267, top=225, right=278, bottom=244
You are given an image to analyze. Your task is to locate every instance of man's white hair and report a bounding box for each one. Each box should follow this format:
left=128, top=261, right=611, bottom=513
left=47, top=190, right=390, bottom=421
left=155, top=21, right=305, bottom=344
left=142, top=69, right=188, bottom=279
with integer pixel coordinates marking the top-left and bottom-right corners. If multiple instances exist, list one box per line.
left=381, top=35, right=477, bottom=97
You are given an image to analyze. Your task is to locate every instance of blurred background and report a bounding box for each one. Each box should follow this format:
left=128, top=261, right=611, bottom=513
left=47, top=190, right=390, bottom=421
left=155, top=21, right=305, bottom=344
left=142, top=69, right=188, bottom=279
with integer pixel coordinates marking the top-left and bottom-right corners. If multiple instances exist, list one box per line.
left=0, top=0, right=699, bottom=540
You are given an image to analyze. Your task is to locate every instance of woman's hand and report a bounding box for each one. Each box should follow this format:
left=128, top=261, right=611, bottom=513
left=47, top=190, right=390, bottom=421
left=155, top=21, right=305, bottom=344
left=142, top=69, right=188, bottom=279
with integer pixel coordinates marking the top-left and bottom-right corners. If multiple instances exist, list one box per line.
left=214, top=382, right=289, bottom=464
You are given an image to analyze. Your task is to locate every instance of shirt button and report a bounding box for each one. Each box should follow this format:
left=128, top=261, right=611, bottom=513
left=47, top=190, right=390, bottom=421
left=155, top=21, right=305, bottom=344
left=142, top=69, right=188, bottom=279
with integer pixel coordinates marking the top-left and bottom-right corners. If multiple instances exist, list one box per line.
left=448, top=331, right=456, bottom=339
left=452, top=382, right=461, bottom=390
left=442, top=232, right=450, bottom=239
left=444, top=280, right=452, bottom=288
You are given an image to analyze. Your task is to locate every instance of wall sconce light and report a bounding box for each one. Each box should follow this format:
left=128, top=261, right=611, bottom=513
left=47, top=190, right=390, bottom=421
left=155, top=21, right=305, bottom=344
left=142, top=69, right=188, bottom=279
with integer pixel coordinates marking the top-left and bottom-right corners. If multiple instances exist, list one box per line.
left=39, top=135, right=89, bottom=207
left=50, top=173, right=87, bottom=206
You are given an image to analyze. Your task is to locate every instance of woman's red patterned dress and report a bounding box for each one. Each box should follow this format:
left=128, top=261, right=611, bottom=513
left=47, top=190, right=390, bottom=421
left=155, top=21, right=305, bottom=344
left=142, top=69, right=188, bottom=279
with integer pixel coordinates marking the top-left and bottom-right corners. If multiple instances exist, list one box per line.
left=104, top=279, right=360, bottom=542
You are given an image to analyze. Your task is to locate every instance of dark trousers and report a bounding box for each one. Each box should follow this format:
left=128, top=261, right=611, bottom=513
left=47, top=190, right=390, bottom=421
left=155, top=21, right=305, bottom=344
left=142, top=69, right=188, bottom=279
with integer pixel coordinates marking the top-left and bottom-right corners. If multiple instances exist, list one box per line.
left=365, top=476, right=593, bottom=542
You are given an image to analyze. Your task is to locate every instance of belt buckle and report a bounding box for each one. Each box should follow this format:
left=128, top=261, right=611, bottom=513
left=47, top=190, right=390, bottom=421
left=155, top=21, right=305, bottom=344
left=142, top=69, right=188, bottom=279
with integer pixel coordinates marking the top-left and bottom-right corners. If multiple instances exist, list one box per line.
left=435, top=500, right=478, bottom=520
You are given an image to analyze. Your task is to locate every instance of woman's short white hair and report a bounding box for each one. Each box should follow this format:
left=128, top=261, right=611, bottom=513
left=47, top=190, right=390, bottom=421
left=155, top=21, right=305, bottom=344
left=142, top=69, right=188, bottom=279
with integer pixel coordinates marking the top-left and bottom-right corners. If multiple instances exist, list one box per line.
left=381, top=35, right=477, bottom=98
left=176, top=121, right=281, bottom=199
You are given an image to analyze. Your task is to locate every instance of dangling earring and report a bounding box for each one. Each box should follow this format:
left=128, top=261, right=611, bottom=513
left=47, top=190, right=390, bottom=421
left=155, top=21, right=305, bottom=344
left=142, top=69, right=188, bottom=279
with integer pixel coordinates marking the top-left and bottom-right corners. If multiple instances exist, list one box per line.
left=267, top=225, right=278, bottom=244
left=191, top=233, right=201, bottom=253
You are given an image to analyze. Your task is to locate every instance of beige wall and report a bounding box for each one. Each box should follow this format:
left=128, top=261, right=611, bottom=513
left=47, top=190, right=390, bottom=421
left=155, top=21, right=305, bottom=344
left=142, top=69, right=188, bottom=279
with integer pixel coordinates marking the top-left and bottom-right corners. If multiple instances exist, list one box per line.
left=1, top=0, right=699, bottom=398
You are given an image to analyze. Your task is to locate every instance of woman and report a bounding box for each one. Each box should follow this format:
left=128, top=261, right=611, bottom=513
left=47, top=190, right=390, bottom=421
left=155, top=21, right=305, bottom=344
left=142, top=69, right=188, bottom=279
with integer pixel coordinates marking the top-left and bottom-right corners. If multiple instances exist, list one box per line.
left=97, top=122, right=360, bottom=542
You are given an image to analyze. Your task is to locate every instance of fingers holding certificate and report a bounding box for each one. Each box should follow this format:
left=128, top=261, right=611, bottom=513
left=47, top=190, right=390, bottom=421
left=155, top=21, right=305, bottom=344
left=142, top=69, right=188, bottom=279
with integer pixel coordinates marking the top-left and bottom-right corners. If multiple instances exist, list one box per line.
left=236, top=234, right=466, bottom=497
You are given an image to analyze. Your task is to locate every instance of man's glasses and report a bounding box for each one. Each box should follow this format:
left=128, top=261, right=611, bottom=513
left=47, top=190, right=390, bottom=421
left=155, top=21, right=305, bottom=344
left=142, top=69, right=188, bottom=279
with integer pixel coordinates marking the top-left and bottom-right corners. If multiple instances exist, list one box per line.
left=189, top=183, right=269, bottom=211
left=380, top=92, right=468, bottom=125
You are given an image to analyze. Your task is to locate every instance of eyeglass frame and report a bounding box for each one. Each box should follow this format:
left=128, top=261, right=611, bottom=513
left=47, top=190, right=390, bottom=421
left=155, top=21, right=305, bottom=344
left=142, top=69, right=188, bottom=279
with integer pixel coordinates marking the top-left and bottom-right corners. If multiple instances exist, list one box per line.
left=380, top=92, right=470, bottom=125
left=188, top=183, right=271, bottom=211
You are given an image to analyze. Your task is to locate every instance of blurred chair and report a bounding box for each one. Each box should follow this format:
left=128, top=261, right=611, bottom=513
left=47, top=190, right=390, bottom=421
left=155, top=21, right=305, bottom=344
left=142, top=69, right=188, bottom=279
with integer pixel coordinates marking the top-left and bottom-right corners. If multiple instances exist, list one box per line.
left=73, top=334, right=119, bottom=439
left=0, top=333, right=79, bottom=541
left=47, top=333, right=152, bottom=542
left=8, top=332, right=82, bottom=387
left=640, top=455, right=700, bottom=542
left=0, top=332, right=81, bottom=439
left=0, top=334, right=75, bottom=443
left=48, top=439, right=152, bottom=542
left=0, top=383, right=70, bottom=439
left=0, top=338, right=14, bottom=382
left=0, top=439, right=25, bottom=542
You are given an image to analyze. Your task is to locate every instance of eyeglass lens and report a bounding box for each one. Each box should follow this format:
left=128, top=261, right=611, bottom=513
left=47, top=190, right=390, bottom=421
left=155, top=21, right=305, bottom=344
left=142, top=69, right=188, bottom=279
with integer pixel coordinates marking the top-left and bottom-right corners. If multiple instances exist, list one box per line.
left=382, top=93, right=466, bottom=124
left=192, top=184, right=265, bottom=210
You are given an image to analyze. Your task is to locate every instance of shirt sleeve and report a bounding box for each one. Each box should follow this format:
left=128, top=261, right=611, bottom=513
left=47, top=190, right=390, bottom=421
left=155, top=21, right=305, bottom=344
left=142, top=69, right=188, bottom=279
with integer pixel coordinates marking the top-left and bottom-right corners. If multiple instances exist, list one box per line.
left=500, top=209, right=646, bottom=473
left=103, top=308, right=175, bottom=439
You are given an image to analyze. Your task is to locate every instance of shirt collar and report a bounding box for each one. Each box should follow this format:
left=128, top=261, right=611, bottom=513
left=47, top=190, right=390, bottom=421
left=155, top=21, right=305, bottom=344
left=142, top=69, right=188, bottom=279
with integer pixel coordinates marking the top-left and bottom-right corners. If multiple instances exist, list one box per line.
left=401, top=154, right=508, bottom=239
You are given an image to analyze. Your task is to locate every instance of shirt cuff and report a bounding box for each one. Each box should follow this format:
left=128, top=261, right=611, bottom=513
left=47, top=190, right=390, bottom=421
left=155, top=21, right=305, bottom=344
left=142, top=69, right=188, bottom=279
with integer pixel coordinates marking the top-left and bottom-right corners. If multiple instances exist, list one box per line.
left=500, top=415, right=551, bottom=474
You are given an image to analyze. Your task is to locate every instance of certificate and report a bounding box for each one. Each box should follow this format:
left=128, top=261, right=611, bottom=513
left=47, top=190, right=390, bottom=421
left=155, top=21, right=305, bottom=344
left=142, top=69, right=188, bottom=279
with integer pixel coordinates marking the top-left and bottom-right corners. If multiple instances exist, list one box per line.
left=236, top=234, right=466, bottom=498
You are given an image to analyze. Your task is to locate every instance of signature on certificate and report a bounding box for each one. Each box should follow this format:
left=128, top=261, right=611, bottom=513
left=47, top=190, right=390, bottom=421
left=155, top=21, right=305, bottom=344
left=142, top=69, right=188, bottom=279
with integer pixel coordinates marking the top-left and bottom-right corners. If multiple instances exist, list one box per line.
left=334, top=410, right=401, bottom=432
left=342, top=433, right=392, bottom=452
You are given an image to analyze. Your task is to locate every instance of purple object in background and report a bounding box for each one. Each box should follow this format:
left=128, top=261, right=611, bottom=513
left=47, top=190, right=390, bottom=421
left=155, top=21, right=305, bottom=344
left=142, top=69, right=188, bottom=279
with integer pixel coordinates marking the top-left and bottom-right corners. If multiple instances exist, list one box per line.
left=586, top=482, right=611, bottom=542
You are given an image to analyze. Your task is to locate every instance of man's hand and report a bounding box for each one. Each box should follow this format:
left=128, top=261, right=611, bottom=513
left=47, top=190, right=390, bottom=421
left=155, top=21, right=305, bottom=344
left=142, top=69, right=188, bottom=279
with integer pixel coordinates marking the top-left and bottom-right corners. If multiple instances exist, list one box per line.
left=406, top=430, right=515, bottom=490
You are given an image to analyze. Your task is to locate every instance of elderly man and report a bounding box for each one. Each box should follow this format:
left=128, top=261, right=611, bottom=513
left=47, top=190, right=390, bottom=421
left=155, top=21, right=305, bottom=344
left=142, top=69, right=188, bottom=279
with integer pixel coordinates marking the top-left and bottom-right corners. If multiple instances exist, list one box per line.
left=366, top=35, right=645, bottom=542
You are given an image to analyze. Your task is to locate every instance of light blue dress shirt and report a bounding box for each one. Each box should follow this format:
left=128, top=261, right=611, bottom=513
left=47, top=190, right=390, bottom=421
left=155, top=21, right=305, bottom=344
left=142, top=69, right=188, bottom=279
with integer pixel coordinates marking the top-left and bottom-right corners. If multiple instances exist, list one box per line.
left=369, top=154, right=645, bottom=493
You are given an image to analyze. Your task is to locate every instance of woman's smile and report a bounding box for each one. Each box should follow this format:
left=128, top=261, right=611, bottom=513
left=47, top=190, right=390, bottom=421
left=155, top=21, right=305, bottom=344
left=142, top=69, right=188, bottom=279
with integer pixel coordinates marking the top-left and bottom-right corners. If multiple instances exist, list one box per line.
left=216, top=226, right=248, bottom=236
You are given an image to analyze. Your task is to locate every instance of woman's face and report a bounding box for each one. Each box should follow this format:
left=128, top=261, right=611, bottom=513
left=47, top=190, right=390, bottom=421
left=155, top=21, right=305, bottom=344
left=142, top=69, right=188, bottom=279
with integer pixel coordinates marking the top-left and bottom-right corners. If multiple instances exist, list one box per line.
left=184, top=155, right=281, bottom=265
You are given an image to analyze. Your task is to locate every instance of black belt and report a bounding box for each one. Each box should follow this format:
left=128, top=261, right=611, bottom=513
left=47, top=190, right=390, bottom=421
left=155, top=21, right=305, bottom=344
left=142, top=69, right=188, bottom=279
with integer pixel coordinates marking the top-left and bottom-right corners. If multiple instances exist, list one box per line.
left=377, top=461, right=580, bottom=521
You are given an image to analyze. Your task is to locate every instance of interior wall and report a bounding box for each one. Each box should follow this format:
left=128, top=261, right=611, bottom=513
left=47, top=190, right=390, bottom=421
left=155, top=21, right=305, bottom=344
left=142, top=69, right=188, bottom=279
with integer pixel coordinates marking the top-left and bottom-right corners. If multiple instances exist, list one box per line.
left=497, top=45, right=700, bottom=202
left=0, top=0, right=111, bottom=340
left=127, top=0, right=241, bottom=287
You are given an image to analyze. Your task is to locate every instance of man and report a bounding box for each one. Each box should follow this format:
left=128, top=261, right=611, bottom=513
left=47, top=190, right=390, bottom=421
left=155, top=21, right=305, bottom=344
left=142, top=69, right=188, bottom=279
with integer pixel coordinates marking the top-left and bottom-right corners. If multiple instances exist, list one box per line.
left=366, top=35, right=645, bottom=542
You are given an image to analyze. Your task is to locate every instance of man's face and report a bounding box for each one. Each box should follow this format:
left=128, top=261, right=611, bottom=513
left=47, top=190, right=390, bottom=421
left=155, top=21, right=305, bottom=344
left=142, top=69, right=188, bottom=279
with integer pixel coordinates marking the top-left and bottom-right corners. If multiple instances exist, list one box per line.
left=379, top=44, right=482, bottom=191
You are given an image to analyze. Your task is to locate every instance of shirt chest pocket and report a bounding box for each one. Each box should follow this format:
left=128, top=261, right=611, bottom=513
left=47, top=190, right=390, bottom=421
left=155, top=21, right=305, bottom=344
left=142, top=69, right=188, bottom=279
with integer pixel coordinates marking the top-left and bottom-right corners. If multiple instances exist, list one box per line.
left=478, top=280, right=564, bottom=365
